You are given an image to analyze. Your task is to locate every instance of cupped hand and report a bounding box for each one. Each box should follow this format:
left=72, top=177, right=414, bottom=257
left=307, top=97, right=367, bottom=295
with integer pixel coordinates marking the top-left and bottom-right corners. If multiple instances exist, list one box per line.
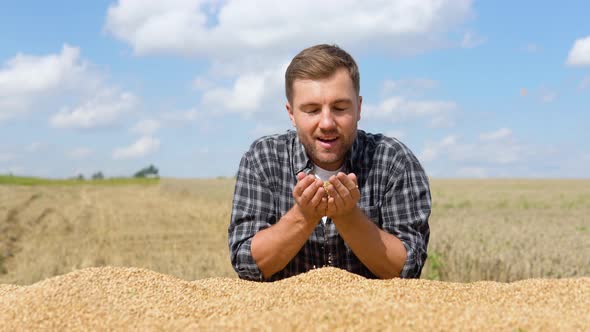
left=325, top=172, right=360, bottom=219
left=293, top=172, right=327, bottom=222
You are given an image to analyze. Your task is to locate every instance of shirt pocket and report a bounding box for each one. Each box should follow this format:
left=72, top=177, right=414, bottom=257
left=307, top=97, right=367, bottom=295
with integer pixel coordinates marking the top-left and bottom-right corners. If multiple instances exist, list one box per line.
left=359, top=204, right=381, bottom=227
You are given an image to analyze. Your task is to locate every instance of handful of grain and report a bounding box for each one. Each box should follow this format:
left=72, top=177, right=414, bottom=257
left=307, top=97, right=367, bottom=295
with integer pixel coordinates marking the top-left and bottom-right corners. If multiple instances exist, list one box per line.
left=0, top=266, right=588, bottom=330
left=323, top=181, right=330, bottom=197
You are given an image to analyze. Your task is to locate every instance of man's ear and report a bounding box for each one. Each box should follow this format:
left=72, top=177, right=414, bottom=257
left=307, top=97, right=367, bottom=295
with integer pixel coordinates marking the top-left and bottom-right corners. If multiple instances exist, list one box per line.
left=357, top=95, right=362, bottom=122
left=286, top=102, right=296, bottom=127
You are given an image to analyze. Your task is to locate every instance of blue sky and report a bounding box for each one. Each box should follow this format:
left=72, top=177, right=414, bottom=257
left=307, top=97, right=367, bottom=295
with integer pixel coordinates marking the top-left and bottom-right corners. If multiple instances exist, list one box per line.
left=1, top=0, right=589, bottom=178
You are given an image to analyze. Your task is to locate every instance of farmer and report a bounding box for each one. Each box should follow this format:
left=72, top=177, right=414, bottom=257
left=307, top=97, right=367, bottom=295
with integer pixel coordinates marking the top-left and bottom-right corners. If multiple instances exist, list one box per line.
left=228, top=44, right=431, bottom=281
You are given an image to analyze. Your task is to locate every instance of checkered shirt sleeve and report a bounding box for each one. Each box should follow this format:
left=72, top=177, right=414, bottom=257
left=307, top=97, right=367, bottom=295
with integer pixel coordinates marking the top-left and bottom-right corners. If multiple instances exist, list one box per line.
left=228, top=146, right=274, bottom=281
left=381, top=159, right=431, bottom=278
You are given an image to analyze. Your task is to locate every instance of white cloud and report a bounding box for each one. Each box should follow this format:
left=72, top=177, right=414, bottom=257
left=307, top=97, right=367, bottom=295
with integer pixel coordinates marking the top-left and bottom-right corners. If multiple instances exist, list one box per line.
left=418, top=134, right=457, bottom=162
left=130, top=119, right=160, bottom=135
left=0, top=44, right=138, bottom=129
left=201, top=65, right=285, bottom=116
left=479, top=128, right=511, bottom=141
left=105, top=0, right=474, bottom=57
left=112, top=136, right=160, bottom=160
left=461, top=31, right=486, bottom=48
left=364, top=96, right=456, bottom=127
left=191, top=76, right=213, bottom=90
left=161, top=108, right=201, bottom=123
left=566, top=36, right=590, bottom=66
left=68, top=147, right=93, bottom=160
left=105, top=1, right=473, bottom=120
left=50, top=90, right=138, bottom=129
left=0, top=44, right=96, bottom=120
left=0, top=44, right=84, bottom=96
left=202, top=74, right=266, bottom=113
left=419, top=132, right=523, bottom=166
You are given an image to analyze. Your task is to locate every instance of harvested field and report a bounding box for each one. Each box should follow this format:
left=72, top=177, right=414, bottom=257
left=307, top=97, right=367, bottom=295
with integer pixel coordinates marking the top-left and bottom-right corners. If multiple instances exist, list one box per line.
left=2, top=178, right=588, bottom=285
left=0, top=266, right=588, bottom=331
left=0, top=178, right=589, bottom=329
left=0, top=179, right=235, bottom=285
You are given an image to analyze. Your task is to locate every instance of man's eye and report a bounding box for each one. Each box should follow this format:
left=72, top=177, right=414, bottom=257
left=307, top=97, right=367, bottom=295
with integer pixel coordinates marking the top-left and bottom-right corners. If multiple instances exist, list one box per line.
left=334, top=107, right=346, bottom=111
left=306, top=109, right=319, bottom=114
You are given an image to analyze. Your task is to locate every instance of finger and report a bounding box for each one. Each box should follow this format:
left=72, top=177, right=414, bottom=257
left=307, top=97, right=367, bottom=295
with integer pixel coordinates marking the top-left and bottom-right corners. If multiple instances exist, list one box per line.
left=331, top=174, right=351, bottom=201
left=317, top=197, right=328, bottom=218
left=338, top=172, right=357, bottom=192
left=297, top=175, right=318, bottom=198
left=293, top=174, right=315, bottom=198
left=327, top=196, right=337, bottom=213
left=309, top=184, right=326, bottom=208
left=318, top=196, right=328, bottom=214
left=337, top=172, right=360, bottom=202
left=347, top=173, right=361, bottom=200
left=324, top=178, right=339, bottom=200
left=347, top=173, right=358, bottom=187
left=300, top=178, right=322, bottom=205
left=296, top=172, right=306, bottom=181
left=328, top=175, right=346, bottom=210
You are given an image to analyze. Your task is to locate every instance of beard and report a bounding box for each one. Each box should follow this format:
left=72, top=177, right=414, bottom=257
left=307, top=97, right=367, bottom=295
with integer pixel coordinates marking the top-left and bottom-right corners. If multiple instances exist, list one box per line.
left=298, top=129, right=356, bottom=170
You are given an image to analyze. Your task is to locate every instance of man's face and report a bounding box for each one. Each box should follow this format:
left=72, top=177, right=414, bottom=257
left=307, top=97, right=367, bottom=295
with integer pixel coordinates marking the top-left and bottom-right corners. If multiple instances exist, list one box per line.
left=287, top=68, right=362, bottom=171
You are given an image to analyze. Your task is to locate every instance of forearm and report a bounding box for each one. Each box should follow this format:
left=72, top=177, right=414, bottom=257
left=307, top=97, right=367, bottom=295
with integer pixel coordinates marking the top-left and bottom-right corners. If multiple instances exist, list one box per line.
left=333, top=207, right=407, bottom=279
left=251, top=205, right=318, bottom=279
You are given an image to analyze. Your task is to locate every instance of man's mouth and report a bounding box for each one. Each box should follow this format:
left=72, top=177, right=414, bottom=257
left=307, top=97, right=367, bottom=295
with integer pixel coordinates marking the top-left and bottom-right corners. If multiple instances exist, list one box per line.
left=317, top=136, right=339, bottom=149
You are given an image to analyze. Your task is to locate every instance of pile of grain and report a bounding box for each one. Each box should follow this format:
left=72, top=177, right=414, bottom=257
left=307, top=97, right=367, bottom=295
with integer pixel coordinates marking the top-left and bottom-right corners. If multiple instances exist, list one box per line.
left=0, top=266, right=588, bottom=331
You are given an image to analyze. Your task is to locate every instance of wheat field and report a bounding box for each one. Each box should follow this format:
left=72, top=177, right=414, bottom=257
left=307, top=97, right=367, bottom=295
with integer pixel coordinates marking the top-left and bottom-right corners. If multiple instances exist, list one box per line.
left=0, top=178, right=589, bottom=330
left=1, top=178, right=589, bottom=284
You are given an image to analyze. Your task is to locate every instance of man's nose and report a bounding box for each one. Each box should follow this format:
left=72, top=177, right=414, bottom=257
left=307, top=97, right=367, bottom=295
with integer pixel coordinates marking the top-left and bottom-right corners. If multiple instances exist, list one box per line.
left=319, top=107, right=336, bottom=130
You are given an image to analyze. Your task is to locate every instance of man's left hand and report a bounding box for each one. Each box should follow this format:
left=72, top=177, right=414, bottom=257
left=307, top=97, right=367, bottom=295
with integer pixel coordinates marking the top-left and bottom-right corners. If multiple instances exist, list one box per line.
left=325, top=172, right=360, bottom=219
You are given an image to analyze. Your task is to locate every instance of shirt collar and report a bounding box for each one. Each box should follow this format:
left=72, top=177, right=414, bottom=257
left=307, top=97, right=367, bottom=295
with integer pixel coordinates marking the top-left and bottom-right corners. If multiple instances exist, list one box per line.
left=292, top=130, right=312, bottom=175
left=291, top=130, right=362, bottom=176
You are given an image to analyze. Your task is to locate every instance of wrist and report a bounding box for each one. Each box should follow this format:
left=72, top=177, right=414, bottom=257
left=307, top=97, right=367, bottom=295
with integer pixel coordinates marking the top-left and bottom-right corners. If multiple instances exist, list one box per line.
left=331, top=206, right=362, bottom=227
left=290, top=204, right=321, bottom=229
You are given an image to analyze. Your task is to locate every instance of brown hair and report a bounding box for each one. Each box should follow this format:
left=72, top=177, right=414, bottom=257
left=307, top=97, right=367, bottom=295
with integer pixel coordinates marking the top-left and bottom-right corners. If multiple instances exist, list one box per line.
left=285, top=44, right=360, bottom=104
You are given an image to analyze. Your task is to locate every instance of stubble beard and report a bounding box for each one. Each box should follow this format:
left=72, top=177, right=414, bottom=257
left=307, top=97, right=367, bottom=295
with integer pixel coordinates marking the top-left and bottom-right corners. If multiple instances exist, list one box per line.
left=299, top=130, right=356, bottom=170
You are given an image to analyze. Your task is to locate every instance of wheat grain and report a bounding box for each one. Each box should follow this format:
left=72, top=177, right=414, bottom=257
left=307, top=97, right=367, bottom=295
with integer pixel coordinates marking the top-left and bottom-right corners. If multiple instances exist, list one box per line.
left=0, top=266, right=588, bottom=331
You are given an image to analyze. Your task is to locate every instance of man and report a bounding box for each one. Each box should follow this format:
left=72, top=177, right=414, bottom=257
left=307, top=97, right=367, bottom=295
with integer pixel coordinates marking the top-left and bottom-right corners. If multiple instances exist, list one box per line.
left=228, top=44, right=431, bottom=281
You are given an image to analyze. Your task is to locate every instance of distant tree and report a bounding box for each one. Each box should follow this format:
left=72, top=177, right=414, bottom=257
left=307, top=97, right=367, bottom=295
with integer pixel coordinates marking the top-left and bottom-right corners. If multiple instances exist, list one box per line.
left=92, top=171, right=104, bottom=180
left=134, top=164, right=159, bottom=178
left=77, top=174, right=85, bottom=181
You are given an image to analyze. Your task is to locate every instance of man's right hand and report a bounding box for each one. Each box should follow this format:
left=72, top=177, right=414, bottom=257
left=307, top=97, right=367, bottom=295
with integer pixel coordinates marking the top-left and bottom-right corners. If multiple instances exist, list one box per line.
left=293, top=172, right=327, bottom=223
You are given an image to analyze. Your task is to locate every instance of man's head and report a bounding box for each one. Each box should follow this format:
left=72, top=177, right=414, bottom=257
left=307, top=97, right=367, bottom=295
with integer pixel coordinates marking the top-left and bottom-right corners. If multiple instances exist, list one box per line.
left=285, top=44, right=362, bottom=171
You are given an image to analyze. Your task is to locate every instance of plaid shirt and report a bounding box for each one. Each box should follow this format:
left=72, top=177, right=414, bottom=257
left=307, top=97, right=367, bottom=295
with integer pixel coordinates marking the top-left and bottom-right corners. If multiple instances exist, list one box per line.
left=229, top=129, right=431, bottom=281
